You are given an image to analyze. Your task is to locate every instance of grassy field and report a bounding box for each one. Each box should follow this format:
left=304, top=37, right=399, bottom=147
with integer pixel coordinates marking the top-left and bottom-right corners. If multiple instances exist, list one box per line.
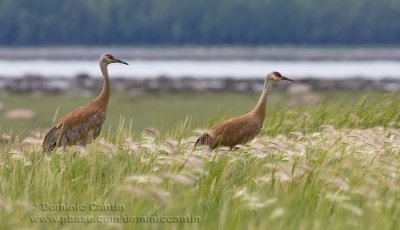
left=1, top=90, right=400, bottom=229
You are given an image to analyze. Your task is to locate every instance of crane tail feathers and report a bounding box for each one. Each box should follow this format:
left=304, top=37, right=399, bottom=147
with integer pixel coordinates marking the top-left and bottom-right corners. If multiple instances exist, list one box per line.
left=42, top=126, right=59, bottom=152
left=194, top=133, right=211, bottom=148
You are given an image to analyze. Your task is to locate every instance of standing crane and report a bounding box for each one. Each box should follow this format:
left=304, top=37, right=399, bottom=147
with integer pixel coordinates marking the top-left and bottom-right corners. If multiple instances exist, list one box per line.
left=42, top=53, right=128, bottom=152
left=195, top=71, right=294, bottom=150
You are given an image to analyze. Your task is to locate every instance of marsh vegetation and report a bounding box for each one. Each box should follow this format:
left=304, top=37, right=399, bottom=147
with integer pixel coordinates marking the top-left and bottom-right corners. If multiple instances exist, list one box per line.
left=0, top=90, right=399, bottom=229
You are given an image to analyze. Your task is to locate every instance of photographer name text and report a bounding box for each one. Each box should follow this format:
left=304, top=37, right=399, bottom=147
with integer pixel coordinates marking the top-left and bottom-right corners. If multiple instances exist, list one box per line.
left=31, top=203, right=124, bottom=212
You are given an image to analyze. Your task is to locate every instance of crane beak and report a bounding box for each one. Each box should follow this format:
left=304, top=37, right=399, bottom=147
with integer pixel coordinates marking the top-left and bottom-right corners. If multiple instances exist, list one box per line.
left=115, top=59, right=129, bottom=65
left=282, top=76, right=294, bottom=82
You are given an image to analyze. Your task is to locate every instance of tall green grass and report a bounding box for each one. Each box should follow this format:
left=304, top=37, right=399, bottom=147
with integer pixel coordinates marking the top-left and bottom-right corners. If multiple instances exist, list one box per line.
left=0, top=91, right=400, bottom=229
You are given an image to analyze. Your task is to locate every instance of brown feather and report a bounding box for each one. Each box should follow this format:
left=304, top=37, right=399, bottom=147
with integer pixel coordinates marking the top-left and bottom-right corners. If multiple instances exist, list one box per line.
left=42, top=101, right=106, bottom=152
left=208, top=113, right=262, bottom=149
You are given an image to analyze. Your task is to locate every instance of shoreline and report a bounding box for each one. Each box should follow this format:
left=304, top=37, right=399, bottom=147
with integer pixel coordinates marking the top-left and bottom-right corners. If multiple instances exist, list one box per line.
left=1, top=75, right=399, bottom=94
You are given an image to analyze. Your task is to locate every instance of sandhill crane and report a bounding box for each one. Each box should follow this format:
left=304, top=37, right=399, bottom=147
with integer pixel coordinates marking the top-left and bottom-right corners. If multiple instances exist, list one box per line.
left=195, top=71, right=294, bottom=150
left=42, top=53, right=128, bottom=152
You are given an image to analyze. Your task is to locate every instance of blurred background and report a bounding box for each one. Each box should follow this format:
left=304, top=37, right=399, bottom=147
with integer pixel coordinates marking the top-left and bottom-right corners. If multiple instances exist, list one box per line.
left=0, top=0, right=400, bottom=134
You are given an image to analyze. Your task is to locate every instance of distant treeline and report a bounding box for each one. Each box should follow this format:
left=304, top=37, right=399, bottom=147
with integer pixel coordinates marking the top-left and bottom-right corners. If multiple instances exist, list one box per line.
left=1, top=0, right=400, bottom=45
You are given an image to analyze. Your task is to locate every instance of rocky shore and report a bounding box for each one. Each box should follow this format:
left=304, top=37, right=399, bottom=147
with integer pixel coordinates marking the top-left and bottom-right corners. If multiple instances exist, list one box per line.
left=1, top=74, right=399, bottom=95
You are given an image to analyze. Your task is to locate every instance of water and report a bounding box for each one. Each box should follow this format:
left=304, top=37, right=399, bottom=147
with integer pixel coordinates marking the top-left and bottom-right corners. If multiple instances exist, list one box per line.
left=0, top=60, right=399, bottom=79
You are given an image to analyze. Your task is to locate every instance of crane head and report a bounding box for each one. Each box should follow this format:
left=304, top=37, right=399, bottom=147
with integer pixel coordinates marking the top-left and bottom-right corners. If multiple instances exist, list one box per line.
left=267, top=71, right=294, bottom=82
left=101, top=53, right=129, bottom=65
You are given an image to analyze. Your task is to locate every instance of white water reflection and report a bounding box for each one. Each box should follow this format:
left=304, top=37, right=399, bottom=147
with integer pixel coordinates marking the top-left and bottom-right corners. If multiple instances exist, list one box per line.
left=0, top=60, right=399, bottom=79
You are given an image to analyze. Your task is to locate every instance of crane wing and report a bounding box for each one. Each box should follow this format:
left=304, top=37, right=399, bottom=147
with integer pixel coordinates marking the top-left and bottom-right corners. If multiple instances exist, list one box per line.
left=210, top=115, right=263, bottom=147
left=42, top=105, right=106, bottom=151
left=60, top=111, right=106, bottom=145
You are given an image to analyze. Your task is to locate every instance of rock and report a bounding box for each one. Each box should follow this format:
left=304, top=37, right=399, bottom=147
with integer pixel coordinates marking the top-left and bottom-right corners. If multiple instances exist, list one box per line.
left=4, top=109, right=36, bottom=119
left=287, top=84, right=312, bottom=94
left=288, top=83, right=321, bottom=105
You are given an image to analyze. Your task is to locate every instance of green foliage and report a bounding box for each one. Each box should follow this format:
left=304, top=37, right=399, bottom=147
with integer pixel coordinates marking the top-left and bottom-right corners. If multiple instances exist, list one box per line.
left=0, top=0, right=400, bottom=45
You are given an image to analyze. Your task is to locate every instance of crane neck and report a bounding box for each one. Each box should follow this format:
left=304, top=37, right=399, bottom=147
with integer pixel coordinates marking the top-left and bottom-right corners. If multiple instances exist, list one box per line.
left=251, top=79, right=274, bottom=120
left=95, top=61, right=110, bottom=110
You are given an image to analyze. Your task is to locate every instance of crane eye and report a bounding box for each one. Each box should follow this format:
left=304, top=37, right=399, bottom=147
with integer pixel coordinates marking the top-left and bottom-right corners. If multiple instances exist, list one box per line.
left=105, top=54, right=114, bottom=60
left=273, top=71, right=282, bottom=77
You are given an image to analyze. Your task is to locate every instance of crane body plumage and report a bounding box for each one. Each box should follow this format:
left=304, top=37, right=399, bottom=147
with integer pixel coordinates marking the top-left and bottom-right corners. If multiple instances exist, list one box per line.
left=195, top=71, right=293, bottom=149
left=42, top=54, right=128, bottom=152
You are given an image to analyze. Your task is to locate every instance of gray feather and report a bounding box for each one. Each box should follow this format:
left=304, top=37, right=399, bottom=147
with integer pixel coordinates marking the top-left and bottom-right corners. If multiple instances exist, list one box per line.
left=42, top=126, right=59, bottom=152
